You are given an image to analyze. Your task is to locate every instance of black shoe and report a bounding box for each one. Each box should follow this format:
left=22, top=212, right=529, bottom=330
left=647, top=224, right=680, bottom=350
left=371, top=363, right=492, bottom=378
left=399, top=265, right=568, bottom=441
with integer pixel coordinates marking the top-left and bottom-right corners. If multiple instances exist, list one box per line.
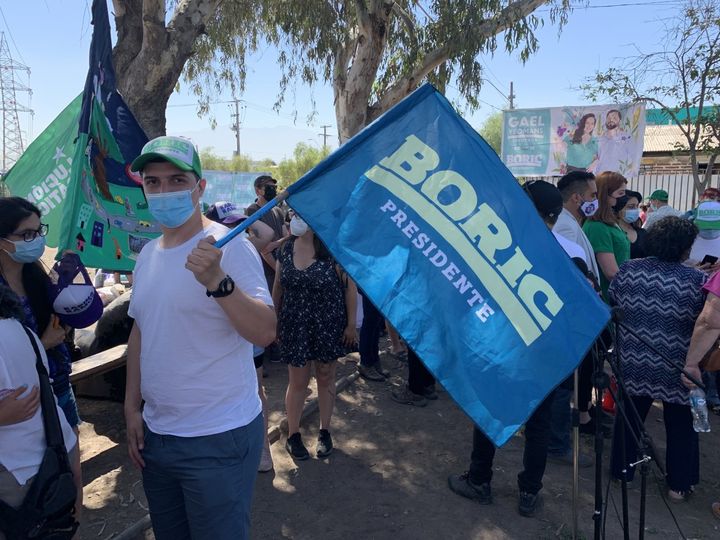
left=518, top=491, right=542, bottom=517
left=358, top=363, right=386, bottom=382
left=317, top=429, right=333, bottom=458
left=422, top=384, right=438, bottom=400
left=285, top=432, right=309, bottom=460
left=579, top=417, right=612, bottom=438
left=447, top=472, right=492, bottom=504
left=375, top=360, right=390, bottom=378
left=391, top=385, right=428, bottom=407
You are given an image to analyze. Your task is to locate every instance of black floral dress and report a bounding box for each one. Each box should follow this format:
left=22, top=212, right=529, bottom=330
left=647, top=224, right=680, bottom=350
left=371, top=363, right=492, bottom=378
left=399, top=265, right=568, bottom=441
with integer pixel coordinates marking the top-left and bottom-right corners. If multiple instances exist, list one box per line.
left=278, top=237, right=348, bottom=366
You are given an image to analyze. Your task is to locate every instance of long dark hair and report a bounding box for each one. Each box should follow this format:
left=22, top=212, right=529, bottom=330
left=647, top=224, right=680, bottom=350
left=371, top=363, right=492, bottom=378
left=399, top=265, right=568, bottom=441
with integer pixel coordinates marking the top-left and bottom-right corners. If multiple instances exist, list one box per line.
left=0, top=283, right=24, bottom=320
left=0, top=197, right=53, bottom=333
left=571, top=113, right=596, bottom=144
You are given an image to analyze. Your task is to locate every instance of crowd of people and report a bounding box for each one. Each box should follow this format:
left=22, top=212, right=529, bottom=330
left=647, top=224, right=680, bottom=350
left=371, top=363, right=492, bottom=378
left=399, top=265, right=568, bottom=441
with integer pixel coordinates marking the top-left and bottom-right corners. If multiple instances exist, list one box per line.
left=2, top=135, right=720, bottom=538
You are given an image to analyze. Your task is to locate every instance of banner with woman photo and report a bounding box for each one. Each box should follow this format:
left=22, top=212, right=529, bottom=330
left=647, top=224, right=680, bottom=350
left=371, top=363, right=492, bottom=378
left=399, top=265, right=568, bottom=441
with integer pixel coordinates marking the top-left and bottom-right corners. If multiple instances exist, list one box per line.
left=501, top=103, right=645, bottom=178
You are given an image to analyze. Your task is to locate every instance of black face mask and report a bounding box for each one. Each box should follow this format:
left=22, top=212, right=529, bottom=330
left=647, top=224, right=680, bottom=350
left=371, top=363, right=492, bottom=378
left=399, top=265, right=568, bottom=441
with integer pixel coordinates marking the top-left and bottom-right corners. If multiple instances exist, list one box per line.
left=264, top=185, right=277, bottom=200
left=613, top=195, right=629, bottom=214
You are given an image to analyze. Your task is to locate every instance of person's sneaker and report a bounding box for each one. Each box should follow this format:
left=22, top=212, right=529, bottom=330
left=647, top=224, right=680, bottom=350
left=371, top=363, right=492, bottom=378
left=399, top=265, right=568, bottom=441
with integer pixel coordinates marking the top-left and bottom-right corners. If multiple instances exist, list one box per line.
left=258, top=444, right=273, bottom=472
left=317, top=429, right=333, bottom=458
left=447, top=472, right=492, bottom=504
left=518, top=491, right=542, bottom=517
left=285, top=432, right=309, bottom=460
left=391, top=385, right=428, bottom=407
left=422, top=384, right=438, bottom=400
left=547, top=450, right=593, bottom=468
left=358, top=364, right=386, bottom=382
left=579, top=417, right=612, bottom=438
left=375, top=360, right=390, bottom=378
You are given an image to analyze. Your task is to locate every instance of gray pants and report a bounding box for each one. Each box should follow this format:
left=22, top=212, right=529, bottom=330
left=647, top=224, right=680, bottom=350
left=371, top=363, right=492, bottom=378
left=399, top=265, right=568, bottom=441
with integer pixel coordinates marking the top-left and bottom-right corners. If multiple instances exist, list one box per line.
left=141, top=414, right=263, bottom=540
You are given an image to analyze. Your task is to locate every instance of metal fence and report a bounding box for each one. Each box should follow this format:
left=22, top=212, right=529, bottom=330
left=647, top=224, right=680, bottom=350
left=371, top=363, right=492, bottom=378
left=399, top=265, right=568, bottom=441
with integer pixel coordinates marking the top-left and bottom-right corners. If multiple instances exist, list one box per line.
left=632, top=174, right=719, bottom=212
left=537, top=174, right=717, bottom=213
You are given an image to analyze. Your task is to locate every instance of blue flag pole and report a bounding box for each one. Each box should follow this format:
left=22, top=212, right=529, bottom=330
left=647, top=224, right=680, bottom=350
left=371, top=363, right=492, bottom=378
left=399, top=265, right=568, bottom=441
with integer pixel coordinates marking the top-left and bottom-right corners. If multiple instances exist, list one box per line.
left=214, top=190, right=290, bottom=248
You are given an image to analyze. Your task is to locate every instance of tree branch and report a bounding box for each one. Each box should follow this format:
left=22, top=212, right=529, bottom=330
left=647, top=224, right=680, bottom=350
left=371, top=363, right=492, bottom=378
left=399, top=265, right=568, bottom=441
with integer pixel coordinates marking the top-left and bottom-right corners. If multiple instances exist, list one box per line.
left=368, top=0, right=549, bottom=119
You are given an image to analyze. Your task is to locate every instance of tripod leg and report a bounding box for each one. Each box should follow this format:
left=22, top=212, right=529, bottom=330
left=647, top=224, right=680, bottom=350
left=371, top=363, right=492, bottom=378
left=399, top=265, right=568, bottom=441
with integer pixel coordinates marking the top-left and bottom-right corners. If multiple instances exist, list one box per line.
left=618, top=387, right=631, bottom=540
left=572, top=369, right=579, bottom=540
left=591, top=347, right=608, bottom=540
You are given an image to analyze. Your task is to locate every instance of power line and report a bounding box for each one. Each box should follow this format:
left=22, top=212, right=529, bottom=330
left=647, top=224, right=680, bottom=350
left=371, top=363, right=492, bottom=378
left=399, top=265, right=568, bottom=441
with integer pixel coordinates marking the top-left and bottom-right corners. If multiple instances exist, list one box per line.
left=482, top=77, right=509, bottom=101
left=0, top=6, right=26, bottom=65
left=538, top=0, right=676, bottom=12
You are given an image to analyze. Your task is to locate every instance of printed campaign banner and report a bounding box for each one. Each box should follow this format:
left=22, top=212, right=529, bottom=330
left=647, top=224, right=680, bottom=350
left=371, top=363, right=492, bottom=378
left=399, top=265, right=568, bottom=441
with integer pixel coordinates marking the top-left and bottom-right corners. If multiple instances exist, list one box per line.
left=57, top=0, right=156, bottom=271
left=502, top=103, right=645, bottom=178
left=3, top=94, right=82, bottom=247
left=202, top=171, right=265, bottom=211
left=286, top=84, right=610, bottom=446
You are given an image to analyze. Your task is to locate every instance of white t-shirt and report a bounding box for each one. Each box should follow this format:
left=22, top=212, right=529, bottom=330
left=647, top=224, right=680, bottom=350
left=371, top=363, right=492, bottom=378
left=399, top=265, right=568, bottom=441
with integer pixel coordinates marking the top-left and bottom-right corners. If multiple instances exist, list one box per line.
left=688, top=235, right=720, bottom=265
left=128, top=222, right=272, bottom=437
left=553, top=231, right=586, bottom=262
left=0, top=319, right=77, bottom=485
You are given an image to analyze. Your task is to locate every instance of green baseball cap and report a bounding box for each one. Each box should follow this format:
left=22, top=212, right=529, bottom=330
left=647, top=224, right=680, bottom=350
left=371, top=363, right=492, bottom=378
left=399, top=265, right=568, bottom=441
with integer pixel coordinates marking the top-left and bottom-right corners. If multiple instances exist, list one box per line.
left=649, top=189, right=669, bottom=202
left=130, top=136, right=203, bottom=178
left=695, top=201, right=720, bottom=230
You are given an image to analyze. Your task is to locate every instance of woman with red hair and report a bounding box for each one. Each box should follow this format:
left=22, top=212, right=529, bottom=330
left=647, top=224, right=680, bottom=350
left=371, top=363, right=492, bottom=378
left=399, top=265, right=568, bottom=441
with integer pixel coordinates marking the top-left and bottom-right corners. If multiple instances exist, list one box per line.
left=582, top=172, right=630, bottom=301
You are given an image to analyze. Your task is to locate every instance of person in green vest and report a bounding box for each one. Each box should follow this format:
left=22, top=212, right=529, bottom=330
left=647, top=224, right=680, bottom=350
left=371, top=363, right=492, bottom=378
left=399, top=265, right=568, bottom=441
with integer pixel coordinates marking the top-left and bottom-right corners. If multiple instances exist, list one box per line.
left=564, top=113, right=599, bottom=173
left=582, top=171, right=631, bottom=301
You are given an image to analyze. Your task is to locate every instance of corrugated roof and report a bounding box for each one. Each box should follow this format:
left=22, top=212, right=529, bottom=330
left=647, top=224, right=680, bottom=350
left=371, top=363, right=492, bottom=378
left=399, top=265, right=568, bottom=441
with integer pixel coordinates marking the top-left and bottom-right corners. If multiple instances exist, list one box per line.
left=643, top=124, right=690, bottom=153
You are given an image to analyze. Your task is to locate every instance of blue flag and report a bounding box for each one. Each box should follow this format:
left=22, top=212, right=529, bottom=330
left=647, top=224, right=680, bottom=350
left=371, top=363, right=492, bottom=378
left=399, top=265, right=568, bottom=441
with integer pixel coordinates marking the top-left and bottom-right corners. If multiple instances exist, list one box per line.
left=286, top=84, right=610, bottom=446
left=57, top=0, right=156, bottom=270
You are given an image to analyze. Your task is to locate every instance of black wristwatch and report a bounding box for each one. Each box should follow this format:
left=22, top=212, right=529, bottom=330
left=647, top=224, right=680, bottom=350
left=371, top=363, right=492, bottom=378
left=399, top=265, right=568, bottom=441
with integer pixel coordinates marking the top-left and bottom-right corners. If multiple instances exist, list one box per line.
left=206, top=275, right=235, bottom=298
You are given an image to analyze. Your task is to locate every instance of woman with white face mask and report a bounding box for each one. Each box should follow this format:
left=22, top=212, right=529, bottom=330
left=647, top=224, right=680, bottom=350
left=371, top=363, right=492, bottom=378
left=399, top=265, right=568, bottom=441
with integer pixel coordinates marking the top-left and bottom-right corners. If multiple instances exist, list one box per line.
left=616, top=190, right=648, bottom=259
left=272, top=212, right=358, bottom=461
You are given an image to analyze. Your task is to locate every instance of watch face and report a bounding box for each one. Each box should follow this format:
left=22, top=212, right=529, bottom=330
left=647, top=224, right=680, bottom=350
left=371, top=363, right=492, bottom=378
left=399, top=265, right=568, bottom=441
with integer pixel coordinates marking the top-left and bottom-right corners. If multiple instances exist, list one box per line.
left=209, top=275, right=235, bottom=298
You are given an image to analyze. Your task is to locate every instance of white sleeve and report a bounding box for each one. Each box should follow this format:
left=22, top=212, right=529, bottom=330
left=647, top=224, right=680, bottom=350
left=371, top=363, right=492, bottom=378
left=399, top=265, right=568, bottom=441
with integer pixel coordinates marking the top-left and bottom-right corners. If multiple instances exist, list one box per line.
left=553, top=217, right=578, bottom=244
left=127, top=249, right=147, bottom=320
left=222, top=236, right=273, bottom=306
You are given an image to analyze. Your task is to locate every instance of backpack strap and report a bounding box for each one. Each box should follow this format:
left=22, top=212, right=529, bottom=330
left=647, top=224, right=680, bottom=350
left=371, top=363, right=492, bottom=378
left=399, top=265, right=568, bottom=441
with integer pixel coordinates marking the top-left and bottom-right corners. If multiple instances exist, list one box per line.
left=20, top=325, right=67, bottom=450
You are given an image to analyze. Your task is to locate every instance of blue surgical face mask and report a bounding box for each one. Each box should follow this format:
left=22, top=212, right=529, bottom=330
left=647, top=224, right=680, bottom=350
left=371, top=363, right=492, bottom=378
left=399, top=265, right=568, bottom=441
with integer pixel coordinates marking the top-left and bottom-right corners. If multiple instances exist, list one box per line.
left=4, top=235, right=46, bottom=263
left=146, top=184, right=199, bottom=229
left=622, top=208, right=640, bottom=224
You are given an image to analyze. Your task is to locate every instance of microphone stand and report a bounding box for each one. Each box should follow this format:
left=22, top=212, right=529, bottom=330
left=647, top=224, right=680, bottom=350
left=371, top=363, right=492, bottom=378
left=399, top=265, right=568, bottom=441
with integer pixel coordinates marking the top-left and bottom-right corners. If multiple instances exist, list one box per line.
left=590, top=342, right=609, bottom=540
left=604, top=307, right=704, bottom=540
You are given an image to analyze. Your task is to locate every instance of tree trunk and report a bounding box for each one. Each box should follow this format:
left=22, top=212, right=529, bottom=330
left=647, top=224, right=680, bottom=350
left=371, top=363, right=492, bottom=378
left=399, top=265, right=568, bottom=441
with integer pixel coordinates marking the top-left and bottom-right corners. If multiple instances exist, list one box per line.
left=689, top=148, right=704, bottom=206
left=334, top=0, right=551, bottom=143
left=705, top=153, right=719, bottom=191
left=111, top=0, right=221, bottom=138
left=334, top=4, right=393, bottom=143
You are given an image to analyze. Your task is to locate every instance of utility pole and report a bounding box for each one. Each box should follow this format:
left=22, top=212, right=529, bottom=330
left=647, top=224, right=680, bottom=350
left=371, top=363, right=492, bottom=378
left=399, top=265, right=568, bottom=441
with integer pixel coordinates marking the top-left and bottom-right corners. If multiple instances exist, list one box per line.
left=230, top=99, right=244, bottom=157
left=508, top=81, right=516, bottom=110
left=318, top=124, right=332, bottom=149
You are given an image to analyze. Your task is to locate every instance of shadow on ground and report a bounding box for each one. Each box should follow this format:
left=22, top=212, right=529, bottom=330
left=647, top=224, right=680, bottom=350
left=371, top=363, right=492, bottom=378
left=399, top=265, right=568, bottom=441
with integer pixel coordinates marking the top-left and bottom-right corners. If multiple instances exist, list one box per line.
left=77, top=343, right=720, bottom=539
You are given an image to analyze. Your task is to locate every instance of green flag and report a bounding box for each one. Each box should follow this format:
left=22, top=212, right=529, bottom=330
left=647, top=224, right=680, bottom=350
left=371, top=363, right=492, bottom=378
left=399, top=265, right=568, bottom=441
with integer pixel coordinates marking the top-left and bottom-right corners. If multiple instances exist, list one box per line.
left=56, top=0, right=154, bottom=272
left=3, top=94, right=82, bottom=247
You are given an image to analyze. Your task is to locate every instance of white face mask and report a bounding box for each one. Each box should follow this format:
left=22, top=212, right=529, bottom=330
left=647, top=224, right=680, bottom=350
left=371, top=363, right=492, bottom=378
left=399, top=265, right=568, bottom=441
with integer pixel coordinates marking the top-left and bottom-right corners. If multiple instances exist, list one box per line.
left=580, top=198, right=599, bottom=217
left=290, top=215, right=309, bottom=237
left=699, top=229, right=720, bottom=240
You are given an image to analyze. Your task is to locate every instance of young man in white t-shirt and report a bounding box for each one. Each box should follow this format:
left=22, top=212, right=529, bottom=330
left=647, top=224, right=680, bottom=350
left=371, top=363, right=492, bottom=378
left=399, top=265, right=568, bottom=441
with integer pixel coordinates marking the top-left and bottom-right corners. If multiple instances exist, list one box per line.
left=126, top=136, right=276, bottom=540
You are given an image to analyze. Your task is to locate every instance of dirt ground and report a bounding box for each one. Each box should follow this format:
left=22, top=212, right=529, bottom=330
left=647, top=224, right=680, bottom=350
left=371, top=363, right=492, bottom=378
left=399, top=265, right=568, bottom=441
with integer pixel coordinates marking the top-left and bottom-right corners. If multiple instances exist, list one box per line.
left=75, top=341, right=720, bottom=540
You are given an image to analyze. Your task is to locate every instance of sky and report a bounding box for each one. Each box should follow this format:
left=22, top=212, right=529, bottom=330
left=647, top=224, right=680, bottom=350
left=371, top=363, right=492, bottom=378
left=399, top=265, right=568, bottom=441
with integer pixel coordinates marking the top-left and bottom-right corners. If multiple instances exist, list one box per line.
left=1, top=0, right=681, bottom=163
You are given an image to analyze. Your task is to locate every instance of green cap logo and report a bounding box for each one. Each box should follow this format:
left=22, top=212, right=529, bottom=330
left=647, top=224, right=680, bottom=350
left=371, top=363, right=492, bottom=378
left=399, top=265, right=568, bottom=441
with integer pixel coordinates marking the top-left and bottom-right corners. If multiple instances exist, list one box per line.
left=130, top=136, right=203, bottom=178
